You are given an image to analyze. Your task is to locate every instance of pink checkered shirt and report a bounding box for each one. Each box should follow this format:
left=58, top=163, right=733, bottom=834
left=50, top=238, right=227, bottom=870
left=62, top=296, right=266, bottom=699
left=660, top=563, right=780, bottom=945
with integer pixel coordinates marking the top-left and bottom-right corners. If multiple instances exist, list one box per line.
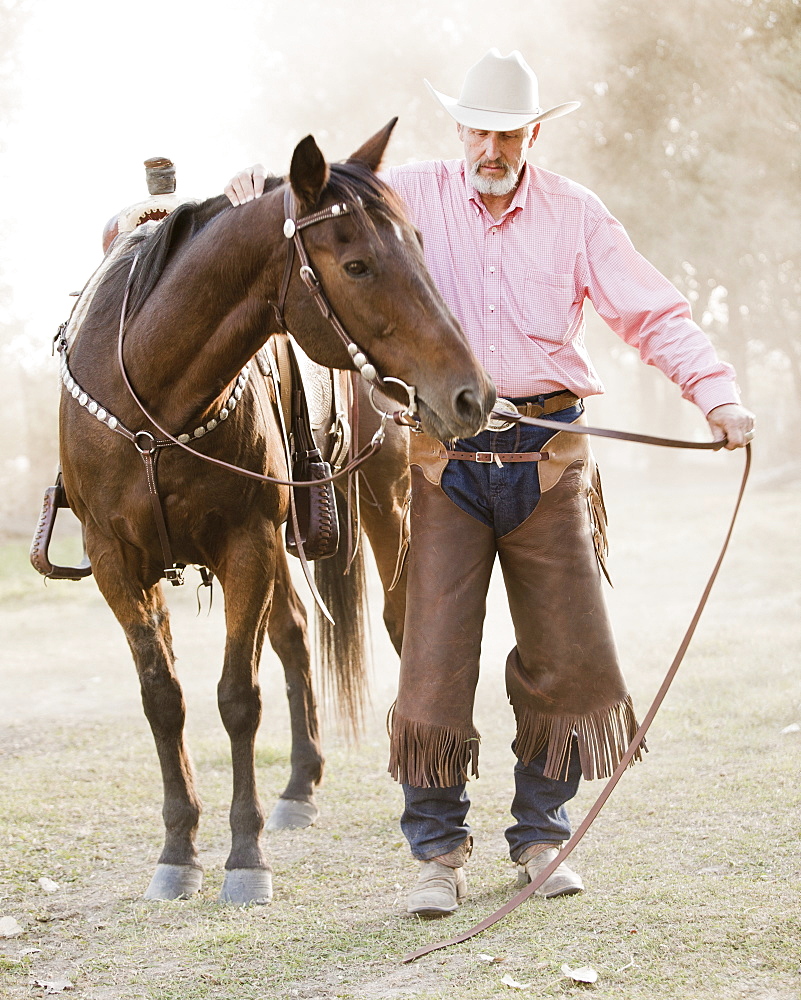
left=385, top=159, right=739, bottom=414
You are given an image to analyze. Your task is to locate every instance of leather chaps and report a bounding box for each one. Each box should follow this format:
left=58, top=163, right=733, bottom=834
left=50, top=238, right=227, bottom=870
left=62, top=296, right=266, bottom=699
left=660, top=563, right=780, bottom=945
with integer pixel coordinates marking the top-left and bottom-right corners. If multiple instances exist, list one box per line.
left=388, top=417, right=644, bottom=787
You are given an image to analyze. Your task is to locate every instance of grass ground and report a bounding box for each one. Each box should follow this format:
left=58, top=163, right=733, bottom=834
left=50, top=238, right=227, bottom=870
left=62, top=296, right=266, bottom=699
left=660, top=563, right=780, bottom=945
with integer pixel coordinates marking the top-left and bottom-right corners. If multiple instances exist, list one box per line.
left=1, top=458, right=799, bottom=999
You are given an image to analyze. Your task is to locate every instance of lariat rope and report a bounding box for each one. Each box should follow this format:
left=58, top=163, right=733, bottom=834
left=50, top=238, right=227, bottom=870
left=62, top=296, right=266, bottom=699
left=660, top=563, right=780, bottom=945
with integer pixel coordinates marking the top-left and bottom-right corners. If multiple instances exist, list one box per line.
left=402, top=433, right=751, bottom=963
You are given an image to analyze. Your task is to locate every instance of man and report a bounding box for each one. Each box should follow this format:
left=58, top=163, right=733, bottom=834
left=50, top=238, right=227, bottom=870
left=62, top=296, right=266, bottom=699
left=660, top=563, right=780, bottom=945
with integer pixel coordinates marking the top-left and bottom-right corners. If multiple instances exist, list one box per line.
left=226, top=49, right=755, bottom=917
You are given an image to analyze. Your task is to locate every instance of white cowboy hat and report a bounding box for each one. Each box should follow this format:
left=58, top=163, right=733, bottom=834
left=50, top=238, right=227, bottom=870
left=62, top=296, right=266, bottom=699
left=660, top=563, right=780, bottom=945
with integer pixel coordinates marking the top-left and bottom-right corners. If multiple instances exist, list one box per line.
left=425, top=48, right=580, bottom=131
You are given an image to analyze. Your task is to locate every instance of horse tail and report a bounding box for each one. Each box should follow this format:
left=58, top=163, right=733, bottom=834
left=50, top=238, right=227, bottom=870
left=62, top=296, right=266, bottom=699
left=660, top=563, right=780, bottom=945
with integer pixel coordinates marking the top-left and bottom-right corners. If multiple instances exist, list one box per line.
left=313, top=499, right=370, bottom=739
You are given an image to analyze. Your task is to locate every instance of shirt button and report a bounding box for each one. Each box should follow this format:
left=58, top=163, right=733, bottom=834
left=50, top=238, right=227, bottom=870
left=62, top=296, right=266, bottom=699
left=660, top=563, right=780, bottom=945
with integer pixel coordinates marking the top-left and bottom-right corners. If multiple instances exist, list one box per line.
left=489, top=305, right=495, bottom=311
left=489, top=345, right=496, bottom=352
left=491, top=227, right=498, bottom=234
left=489, top=266, right=496, bottom=273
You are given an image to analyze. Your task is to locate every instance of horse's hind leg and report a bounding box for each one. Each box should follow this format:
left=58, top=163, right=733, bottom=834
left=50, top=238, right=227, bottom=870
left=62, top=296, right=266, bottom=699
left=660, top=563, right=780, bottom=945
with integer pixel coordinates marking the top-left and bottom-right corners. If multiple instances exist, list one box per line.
left=356, top=416, right=411, bottom=656
left=92, top=555, right=203, bottom=900
left=264, top=544, right=324, bottom=831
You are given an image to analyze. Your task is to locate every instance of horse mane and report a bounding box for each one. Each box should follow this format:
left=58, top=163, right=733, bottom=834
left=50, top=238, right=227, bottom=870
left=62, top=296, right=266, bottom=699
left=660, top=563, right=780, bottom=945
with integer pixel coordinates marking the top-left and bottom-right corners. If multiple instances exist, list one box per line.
left=101, top=160, right=407, bottom=323
left=327, top=159, right=409, bottom=234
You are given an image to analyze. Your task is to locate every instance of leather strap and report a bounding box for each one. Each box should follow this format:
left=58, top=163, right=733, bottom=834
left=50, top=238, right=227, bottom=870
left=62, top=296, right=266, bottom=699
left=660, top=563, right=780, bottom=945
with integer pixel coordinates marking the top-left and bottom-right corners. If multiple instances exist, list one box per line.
left=139, top=447, right=183, bottom=585
left=402, top=442, right=752, bottom=964
left=269, top=341, right=335, bottom=624
left=514, top=392, right=579, bottom=417
left=502, top=408, right=728, bottom=451
left=445, top=450, right=549, bottom=464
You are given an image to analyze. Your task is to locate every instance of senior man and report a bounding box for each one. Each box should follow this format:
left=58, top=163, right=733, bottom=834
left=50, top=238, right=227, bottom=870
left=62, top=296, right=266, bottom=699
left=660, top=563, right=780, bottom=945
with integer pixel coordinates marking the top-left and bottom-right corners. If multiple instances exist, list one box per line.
left=226, top=49, right=754, bottom=917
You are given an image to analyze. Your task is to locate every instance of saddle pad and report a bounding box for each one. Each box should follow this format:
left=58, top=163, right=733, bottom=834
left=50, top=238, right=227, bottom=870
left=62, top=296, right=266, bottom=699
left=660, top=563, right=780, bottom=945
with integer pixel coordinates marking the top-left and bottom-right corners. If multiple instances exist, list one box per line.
left=64, top=224, right=160, bottom=348
left=290, top=337, right=333, bottom=431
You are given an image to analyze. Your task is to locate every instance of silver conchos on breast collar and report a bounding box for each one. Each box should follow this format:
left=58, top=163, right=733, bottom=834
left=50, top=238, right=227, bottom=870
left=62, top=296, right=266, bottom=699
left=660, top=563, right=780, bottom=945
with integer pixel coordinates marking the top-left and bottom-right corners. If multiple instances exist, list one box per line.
left=276, top=189, right=418, bottom=427
left=56, top=324, right=251, bottom=447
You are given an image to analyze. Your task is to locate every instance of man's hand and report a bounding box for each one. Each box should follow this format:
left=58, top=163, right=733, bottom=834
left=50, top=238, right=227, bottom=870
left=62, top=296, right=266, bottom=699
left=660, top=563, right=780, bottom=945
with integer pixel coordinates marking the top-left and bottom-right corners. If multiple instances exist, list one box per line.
left=224, top=164, right=267, bottom=206
left=706, top=403, right=755, bottom=450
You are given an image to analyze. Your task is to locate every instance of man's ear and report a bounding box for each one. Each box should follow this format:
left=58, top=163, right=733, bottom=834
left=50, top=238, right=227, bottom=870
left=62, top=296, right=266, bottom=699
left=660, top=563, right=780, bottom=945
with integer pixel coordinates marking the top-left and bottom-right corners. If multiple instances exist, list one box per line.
left=529, top=123, right=541, bottom=147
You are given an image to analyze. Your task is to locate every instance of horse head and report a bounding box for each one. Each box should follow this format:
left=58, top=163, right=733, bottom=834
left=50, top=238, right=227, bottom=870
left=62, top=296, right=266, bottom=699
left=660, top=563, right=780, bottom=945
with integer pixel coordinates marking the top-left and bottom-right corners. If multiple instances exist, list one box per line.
left=282, top=121, right=496, bottom=442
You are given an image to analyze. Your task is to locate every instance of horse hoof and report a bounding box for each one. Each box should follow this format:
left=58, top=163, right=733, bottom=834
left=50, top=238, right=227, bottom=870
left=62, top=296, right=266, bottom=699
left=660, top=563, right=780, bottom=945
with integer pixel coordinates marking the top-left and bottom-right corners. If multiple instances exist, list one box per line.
left=218, top=868, right=273, bottom=905
left=144, top=863, right=203, bottom=900
left=265, top=797, right=319, bottom=831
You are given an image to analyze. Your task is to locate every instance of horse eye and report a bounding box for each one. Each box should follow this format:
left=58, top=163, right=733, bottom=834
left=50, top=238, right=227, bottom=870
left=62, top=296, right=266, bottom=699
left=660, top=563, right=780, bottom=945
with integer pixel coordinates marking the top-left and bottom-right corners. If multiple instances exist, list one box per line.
left=344, top=260, right=368, bottom=276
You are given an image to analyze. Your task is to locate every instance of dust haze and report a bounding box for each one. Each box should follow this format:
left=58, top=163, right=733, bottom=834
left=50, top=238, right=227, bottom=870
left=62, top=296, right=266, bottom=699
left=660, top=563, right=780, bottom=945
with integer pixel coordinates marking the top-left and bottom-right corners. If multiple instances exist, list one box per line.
left=1, top=0, right=798, bottom=540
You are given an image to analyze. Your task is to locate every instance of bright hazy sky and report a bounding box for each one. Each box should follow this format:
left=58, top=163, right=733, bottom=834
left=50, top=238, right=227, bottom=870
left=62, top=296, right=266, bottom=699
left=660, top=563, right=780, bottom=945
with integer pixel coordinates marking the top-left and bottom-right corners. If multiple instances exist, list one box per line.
left=3, top=0, right=268, bottom=365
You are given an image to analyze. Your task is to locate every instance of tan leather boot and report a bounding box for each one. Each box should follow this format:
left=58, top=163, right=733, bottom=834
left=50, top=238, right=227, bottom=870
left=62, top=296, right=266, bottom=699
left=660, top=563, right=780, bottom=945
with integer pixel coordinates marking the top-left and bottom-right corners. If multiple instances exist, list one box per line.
left=406, top=837, right=472, bottom=917
left=516, top=843, right=584, bottom=897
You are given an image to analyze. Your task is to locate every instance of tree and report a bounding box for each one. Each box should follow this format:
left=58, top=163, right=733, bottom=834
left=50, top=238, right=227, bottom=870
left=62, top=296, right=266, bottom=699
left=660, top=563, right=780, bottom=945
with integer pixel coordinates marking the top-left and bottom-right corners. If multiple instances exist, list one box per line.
left=568, top=0, right=801, bottom=457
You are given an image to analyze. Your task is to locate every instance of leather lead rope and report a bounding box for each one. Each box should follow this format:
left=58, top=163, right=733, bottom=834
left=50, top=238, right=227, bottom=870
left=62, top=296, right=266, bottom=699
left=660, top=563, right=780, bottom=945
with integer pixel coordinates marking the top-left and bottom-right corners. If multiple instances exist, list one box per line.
left=499, top=407, right=729, bottom=450
left=402, top=439, right=752, bottom=965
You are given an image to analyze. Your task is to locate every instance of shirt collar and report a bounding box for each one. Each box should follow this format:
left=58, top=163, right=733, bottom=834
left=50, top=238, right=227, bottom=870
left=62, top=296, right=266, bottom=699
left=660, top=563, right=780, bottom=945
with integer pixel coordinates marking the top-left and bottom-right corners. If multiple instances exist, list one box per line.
left=463, top=160, right=531, bottom=221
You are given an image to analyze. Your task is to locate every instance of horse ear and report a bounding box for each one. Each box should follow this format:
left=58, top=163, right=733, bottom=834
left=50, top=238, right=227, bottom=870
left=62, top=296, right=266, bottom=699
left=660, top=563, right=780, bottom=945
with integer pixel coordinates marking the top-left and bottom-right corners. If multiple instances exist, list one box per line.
left=289, top=134, right=330, bottom=211
left=347, top=118, right=398, bottom=172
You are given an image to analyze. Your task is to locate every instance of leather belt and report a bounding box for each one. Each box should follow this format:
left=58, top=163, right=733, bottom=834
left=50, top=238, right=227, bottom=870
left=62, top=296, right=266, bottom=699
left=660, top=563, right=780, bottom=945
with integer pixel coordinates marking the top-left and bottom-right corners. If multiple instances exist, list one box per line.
left=513, top=391, right=579, bottom=417
left=488, top=391, right=580, bottom=431
left=445, top=450, right=549, bottom=464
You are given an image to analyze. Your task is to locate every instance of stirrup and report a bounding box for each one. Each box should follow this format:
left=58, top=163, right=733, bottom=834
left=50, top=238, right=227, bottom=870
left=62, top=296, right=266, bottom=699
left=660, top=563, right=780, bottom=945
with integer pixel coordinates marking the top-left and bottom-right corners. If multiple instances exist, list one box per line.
left=30, top=473, right=92, bottom=580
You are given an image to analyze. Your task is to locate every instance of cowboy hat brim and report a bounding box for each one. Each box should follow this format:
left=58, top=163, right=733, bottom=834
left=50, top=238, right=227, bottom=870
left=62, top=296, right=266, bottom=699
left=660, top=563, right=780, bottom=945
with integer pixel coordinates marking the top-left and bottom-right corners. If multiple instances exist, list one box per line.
left=425, top=80, right=580, bottom=130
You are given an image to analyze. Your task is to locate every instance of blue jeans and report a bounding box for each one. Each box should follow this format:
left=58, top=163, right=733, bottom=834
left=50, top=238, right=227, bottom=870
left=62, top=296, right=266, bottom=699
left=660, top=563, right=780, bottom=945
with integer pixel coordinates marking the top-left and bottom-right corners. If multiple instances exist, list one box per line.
left=402, top=736, right=583, bottom=862
left=441, top=397, right=584, bottom=536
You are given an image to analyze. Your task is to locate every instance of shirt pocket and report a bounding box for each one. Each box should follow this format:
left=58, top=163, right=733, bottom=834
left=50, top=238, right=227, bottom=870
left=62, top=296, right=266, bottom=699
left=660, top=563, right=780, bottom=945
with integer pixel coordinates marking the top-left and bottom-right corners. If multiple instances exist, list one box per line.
left=521, top=270, right=577, bottom=345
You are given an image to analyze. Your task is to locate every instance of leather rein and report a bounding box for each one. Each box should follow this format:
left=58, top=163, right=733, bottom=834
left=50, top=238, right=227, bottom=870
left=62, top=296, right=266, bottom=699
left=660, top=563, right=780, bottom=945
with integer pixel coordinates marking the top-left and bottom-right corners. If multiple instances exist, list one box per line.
left=402, top=413, right=752, bottom=963
left=114, top=189, right=419, bottom=492
left=98, top=189, right=421, bottom=583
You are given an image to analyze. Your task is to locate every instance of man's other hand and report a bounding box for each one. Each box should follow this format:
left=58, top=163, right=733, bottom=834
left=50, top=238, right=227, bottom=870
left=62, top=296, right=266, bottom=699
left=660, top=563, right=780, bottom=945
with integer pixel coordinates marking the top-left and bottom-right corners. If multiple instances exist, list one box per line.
left=224, top=165, right=267, bottom=206
left=706, top=403, right=756, bottom=450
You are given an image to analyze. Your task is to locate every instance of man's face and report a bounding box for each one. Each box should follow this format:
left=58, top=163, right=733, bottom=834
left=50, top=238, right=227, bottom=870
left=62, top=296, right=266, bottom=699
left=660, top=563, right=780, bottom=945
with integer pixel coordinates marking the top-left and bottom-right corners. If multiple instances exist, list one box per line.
left=458, top=124, right=538, bottom=196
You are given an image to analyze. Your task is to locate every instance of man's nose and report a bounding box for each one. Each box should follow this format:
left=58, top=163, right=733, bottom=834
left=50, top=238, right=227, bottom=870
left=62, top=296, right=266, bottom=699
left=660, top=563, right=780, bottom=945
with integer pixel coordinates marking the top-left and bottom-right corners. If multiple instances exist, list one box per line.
left=485, top=134, right=502, bottom=159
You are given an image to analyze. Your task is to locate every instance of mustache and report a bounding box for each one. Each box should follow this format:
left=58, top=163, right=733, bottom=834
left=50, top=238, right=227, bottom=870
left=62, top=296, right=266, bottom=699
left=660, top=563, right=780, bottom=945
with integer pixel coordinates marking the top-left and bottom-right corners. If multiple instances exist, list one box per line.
left=476, top=157, right=512, bottom=171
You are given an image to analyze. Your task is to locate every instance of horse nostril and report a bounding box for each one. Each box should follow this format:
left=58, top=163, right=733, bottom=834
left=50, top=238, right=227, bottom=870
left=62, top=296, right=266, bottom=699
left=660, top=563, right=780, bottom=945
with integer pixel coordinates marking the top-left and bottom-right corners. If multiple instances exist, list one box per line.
left=454, top=387, right=482, bottom=425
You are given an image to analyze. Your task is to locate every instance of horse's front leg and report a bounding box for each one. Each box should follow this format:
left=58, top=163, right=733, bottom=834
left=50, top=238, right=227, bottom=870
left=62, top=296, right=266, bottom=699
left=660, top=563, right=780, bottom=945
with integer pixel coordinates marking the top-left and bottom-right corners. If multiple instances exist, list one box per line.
left=214, top=529, right=276, bottom=904
left=264, top=542, right=324, bottom=830
left=91, top=548, right=203, bottom=900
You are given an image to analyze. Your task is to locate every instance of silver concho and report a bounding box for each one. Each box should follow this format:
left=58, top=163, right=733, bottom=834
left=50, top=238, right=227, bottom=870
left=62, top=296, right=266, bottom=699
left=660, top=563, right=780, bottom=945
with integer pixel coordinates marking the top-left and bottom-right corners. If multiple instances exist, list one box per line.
left=487, top=397, right=520, bottom=432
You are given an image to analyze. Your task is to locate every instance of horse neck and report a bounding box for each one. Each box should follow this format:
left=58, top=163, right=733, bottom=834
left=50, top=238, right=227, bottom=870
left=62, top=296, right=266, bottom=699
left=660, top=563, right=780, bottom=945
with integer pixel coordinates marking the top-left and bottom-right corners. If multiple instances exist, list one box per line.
left=119, top=190, right=288, bottom=428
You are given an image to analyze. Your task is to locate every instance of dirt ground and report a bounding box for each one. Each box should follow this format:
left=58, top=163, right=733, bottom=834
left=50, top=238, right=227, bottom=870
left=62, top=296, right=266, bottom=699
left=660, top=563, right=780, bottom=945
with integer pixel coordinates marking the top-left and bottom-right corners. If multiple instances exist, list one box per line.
left=1, top=448, right=800, bottom=999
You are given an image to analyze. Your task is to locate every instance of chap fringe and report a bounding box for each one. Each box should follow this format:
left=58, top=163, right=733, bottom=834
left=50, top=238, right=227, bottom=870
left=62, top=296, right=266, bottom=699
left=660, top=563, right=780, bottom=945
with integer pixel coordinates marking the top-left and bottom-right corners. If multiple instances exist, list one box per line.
left=387, top=706, right=480, bottom=787
left=513, top=694, right=646, bottom=781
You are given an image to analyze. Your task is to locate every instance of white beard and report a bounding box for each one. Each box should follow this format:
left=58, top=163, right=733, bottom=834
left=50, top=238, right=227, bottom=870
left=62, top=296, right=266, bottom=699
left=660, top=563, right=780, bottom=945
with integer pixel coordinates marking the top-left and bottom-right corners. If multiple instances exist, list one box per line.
left=469, top=159, right=519, bottom=196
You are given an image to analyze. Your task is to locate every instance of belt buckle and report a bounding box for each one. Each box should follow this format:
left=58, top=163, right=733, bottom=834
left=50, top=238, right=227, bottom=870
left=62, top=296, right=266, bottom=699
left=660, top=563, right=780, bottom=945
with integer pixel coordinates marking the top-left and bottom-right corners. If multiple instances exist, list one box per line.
left=487, top=397, right=518, bottom=433
left=475, top=452, right=493, bottom=463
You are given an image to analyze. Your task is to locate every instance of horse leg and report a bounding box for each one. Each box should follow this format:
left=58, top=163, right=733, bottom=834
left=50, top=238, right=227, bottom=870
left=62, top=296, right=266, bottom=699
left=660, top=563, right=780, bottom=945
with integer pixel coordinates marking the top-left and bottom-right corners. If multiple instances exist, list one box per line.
left=214, top=532, right=277, bottom=904
left=91, top=550, right=203, bottom=900
left=264, top=544, right=324, bottom=831
left=355, top=417, right=411, bottom=656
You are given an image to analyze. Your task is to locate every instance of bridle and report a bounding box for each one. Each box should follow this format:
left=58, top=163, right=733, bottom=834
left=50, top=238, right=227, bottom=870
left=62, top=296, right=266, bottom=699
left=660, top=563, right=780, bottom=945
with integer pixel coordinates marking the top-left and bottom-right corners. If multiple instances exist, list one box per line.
left=274, top=188, right=419, bottom=427
left=60, top=185, right=426, bottom=586
left=109, top=187, right=422, bottom=495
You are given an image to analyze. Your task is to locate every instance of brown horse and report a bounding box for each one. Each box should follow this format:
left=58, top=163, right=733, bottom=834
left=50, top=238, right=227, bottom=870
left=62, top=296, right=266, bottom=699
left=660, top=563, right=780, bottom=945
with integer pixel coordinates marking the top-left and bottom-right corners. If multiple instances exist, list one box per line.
left=58, top=120, right=494, bottom=904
